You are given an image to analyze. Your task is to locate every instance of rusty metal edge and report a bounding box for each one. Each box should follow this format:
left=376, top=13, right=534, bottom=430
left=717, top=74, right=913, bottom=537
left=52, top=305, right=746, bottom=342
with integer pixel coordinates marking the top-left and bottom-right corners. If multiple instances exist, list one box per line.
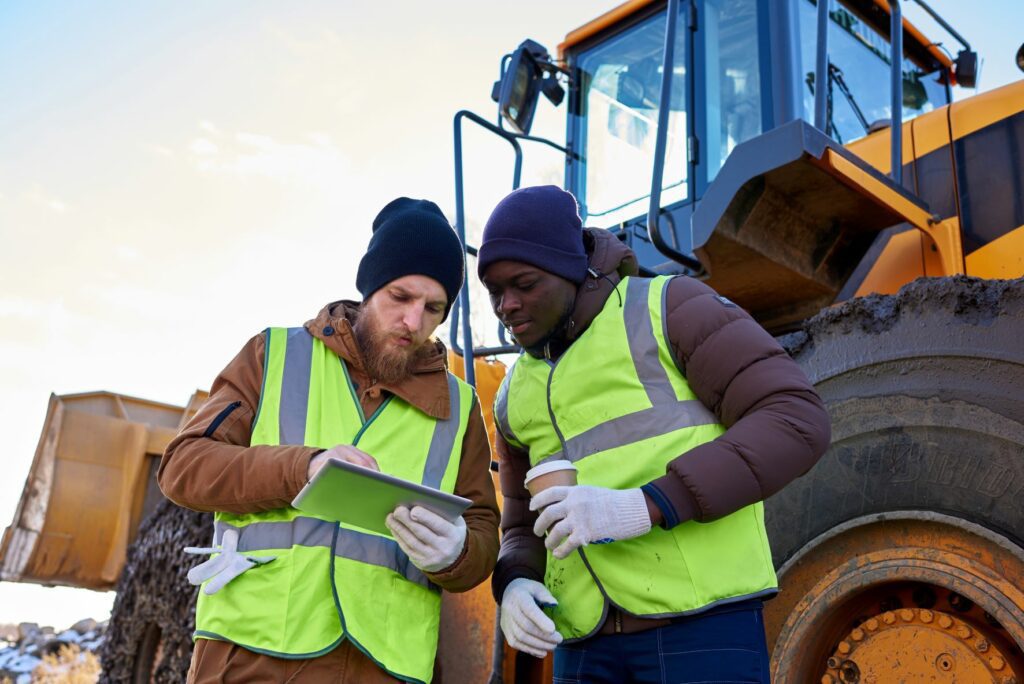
left=776, top=509, right=1024, bottom=582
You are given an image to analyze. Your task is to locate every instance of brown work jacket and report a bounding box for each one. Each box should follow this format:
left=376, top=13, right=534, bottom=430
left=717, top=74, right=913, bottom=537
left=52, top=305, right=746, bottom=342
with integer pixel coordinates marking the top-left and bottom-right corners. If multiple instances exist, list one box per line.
left=491, top=228, right=832, bottom=632
left=160, top=301, right=499, bottom=683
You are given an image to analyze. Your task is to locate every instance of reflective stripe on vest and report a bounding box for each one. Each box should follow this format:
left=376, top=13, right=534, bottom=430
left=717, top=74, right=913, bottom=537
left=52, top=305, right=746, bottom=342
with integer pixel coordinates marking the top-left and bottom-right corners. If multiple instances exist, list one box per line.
left=498, top=277, right=778, bottom=641
left=195, top=326, right=472, bottom=683
left=493, top=368, right=524, bottom=449
left=213, top=517, right=436, bottom=591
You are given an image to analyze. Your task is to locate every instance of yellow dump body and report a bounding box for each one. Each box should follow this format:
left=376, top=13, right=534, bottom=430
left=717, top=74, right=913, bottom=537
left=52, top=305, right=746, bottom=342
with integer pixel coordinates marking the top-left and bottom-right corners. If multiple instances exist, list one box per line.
left=1, top=391, right=206, bottom=590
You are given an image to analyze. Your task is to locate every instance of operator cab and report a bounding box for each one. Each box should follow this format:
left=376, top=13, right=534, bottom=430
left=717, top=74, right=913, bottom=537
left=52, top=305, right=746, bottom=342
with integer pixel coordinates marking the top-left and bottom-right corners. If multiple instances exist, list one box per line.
left=495, top=0, right=964, bottom=275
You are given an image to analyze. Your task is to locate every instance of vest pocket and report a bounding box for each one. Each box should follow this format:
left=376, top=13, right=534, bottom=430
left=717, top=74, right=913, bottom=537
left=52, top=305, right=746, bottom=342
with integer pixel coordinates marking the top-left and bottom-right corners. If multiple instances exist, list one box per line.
left=591, top=528, right=698, bottom=614
left=280, top=545, right=343, bottom=654
left=670, top=505, right=776, bottom=607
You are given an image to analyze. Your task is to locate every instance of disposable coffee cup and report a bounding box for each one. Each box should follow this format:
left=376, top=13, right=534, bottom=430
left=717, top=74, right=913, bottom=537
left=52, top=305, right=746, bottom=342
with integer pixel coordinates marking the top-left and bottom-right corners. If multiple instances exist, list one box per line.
left=524, top=460, right=578, bottom=497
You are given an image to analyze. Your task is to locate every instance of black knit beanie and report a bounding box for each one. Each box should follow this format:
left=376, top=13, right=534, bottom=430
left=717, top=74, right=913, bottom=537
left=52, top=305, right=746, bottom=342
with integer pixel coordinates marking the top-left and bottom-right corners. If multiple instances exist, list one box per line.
left=356, top=197, right=465, bottom=319
left=476, top=185, right=588, bottom=284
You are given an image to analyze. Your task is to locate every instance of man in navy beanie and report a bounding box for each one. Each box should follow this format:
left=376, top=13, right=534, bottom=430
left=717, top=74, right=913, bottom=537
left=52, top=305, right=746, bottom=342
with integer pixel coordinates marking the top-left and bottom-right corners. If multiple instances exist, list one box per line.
left=161, top=196, right=498, bottom=683
left=477, top=185, right=589, bottom=356
left=479, top=185, right=829, bottom=684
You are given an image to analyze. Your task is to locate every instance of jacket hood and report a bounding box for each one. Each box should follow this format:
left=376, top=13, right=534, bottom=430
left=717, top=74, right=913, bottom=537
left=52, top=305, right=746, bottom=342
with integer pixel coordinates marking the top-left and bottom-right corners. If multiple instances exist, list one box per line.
left=304, top=300, right=452, bottom=419
left=565, top=228, right=639, bottom=341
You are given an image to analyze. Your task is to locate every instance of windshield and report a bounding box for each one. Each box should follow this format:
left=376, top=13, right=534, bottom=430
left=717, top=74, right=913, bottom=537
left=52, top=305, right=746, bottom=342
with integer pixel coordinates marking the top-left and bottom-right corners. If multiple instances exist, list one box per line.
left=573, top=0, right=764, bottom=225
left=798, top=0, right=950, bottom=144
left=574, top=7, right=689, bottom=226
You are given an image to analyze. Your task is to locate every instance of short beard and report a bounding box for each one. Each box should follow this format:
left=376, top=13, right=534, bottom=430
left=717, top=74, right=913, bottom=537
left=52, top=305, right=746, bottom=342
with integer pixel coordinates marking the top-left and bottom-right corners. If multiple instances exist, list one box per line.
left=522, top=292, right=576, bottom=358
left=353, top=307, right=434, bottom=385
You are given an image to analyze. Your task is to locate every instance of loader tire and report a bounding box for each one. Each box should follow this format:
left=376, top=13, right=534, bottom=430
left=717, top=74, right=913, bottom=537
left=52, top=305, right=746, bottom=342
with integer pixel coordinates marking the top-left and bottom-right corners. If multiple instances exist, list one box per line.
left=99, top=501, right=210, bottom=684
left=766, top=275, right=1024, bottom=680
left=770, top=275, right=1024, bottom=562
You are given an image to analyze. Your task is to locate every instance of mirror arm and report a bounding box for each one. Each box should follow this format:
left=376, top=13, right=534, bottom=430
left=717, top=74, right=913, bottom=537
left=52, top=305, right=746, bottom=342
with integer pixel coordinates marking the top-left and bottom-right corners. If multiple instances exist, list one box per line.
left=452, top=110, right=524, bottom=385
left=909, top=0, right=970, bottom=52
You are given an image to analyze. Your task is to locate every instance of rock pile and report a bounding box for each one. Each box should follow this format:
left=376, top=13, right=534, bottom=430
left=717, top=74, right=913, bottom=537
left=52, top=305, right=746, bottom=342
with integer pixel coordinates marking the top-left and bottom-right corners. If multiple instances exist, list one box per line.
left=0, top=619, right=104, bottom=683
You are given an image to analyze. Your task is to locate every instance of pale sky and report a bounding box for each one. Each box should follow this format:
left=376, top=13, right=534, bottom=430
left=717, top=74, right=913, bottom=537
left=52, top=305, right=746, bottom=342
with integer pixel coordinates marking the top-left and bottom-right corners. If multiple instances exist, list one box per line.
left=1, top=1, right=1021, bottom=629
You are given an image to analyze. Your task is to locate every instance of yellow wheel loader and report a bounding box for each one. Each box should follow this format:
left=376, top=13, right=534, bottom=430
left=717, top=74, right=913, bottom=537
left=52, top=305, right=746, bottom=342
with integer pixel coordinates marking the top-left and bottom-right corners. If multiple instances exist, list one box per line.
left=4, top=1, right=1023, bottom=681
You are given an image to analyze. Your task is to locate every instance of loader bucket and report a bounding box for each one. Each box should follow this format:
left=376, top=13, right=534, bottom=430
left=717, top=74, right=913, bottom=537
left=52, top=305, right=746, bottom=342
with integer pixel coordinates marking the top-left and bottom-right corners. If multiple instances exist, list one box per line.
left=0, top=390, right=206, bottom=590
left=691, top=119, right=934, bottom=332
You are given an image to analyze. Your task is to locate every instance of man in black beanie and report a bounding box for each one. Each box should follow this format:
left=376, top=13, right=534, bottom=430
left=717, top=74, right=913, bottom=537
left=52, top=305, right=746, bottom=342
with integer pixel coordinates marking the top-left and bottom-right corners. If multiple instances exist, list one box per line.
left=160, top=197, right=498, bottom=683
left=480, top=185, right=829, bottom=684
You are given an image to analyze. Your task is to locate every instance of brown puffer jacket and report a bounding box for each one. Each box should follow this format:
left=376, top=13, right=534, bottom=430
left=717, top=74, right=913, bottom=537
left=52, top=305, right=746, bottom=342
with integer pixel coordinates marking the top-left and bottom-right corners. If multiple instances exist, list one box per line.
left=160, top=301, right=499, bottom=681
left=491, top=228, right=831, bottom=607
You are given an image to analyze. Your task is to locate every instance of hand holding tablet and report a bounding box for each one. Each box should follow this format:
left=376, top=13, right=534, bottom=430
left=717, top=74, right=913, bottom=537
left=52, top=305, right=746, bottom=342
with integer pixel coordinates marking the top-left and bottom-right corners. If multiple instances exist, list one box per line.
left=386, top=505, right=468, bottom=572
left=292, top=457, right=471, bottom=538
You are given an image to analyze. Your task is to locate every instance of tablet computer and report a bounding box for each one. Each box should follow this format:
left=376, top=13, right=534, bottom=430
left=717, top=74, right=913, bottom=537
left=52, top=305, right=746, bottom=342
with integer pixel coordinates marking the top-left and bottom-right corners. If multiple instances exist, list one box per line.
left=291, top=458, right=472, bottom=537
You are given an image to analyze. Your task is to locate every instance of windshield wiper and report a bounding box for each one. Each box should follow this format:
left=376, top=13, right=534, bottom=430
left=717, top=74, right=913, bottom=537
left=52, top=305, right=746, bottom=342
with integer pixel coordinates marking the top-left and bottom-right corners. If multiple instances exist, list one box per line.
left=828, top=63, right=870, bottom=134
left=805, top=62, right=870, bottom=141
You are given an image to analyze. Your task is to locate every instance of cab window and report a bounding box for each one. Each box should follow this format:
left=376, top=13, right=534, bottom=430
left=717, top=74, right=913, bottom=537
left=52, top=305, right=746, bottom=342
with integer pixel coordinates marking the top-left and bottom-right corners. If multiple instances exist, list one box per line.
left=797, top=0, right=951, bottom=144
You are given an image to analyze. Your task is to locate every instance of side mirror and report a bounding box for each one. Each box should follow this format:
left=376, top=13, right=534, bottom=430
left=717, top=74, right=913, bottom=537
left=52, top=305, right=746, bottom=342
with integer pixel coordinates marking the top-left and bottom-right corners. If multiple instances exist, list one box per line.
left=495, top=44, right=542, bottom=135
left=954, top=49, right=978, bottom=88
left=492, top=40, right=564, bottom=136
left=1017, top=43, right=1024, bottom=73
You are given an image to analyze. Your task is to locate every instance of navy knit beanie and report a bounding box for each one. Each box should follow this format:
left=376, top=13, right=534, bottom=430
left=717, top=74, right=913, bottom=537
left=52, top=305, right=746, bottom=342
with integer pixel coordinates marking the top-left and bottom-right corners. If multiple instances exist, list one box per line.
left=356, top=197, right=465, bottom=319
left=477, top=185, right=588, bottom=284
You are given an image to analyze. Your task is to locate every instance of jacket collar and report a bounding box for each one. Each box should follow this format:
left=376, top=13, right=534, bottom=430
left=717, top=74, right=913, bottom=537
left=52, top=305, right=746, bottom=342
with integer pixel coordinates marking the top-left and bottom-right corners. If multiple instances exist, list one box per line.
left=524, top=228, right=640, bottom=359
left=304, top=300, right=452, bottom=420
left=565, top=227, right=640, bottom=342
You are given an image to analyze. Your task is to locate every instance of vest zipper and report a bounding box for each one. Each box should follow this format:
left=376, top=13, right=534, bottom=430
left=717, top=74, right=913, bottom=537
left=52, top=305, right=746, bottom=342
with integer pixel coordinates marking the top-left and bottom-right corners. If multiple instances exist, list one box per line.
left=614, top=607, right=622, bottom=633
left=338, top=358, right=366, bottom=423
left=543, top=358, right=569, bottom=459
left=352, top=396, right=394, bottom=445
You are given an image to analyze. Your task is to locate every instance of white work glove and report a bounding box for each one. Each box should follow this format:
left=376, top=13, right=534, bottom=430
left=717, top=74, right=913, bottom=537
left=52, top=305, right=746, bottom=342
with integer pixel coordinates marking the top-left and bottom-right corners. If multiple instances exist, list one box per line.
left=500, top=578, right=563, bottom=658
left=386, top=506, right=467, bottom=573
left=531, top=486, right=652, bottom=559
left=183, top=529, right=276, bottom=595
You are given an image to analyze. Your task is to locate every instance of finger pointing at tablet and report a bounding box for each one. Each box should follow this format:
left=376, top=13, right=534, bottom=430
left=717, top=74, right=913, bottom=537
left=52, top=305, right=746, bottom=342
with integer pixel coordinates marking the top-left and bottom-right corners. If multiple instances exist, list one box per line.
left=307, top=445, right=379, bottom=481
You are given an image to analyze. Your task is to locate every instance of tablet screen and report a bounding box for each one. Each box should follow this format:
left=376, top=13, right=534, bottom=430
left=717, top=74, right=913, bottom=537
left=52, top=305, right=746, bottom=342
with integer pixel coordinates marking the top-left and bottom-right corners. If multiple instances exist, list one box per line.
left=291, top=458, right=471, bottom=537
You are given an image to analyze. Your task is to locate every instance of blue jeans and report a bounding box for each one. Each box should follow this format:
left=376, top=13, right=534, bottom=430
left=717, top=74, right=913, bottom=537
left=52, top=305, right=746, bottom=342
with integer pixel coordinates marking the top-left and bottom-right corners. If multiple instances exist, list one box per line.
left=552, top=601, right=771, bottom=684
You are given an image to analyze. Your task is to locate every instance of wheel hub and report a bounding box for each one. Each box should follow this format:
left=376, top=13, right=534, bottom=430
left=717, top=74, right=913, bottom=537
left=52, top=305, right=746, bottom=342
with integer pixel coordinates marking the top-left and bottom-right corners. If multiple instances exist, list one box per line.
left=822, top=608, right=1018, bottom=684
left=768, top=513, right=1024, bottom=682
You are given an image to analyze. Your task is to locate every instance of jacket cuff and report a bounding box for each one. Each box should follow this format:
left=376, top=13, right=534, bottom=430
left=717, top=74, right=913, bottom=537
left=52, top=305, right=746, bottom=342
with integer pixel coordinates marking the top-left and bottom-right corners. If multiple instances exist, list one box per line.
left=491, top=563, right=545, bottom=604
left=291, top=448, right=322, bottom=493
left=643, top=475, right=701, bottom=528
left=425, top=536, right=470, bottom=580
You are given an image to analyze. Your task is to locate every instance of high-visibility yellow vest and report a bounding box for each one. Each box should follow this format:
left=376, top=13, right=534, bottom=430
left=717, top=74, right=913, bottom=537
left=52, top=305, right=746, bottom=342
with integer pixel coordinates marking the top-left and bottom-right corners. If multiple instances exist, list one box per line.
left=193, top=327, right=474, bottom=683
left=495, top=276, right=777, bottom=641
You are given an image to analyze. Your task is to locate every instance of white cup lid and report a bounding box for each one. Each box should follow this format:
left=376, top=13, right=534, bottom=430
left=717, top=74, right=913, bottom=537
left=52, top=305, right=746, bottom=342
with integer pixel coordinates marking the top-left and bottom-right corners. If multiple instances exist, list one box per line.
left=524, top=459, right=578, bottom=485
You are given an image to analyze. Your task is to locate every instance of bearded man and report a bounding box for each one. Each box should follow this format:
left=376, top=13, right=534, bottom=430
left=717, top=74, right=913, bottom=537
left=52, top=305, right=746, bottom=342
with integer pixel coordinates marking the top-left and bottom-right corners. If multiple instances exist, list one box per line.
left=159, top=198, right=499, bottom=684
